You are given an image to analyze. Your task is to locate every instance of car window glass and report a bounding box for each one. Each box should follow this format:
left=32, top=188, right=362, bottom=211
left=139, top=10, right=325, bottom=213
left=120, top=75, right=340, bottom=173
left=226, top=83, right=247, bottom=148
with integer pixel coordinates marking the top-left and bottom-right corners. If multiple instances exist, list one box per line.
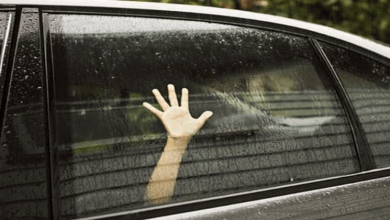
left=0, top=12, right=9, bottom=52
left=320, top=42, right=390, bottom=169
left=0, top=9, right=47, bottom=219
left=0, top=12, right=13, bottom=107
left=50, top=15, right=359, bottom=218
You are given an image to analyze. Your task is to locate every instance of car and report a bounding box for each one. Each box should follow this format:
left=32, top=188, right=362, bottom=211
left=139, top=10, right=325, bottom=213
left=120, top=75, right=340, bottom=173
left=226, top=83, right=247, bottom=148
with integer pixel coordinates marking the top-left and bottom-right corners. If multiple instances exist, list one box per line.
left=1, top=0, right=390, bottom=219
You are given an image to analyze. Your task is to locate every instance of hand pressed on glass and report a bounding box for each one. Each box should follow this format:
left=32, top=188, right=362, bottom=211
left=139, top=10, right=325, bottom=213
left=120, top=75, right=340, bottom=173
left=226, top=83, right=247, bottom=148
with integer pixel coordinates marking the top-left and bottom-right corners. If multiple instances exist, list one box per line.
left=143, top=84, right=213, bottom=140
left=143, top=84, right=213, bottom=204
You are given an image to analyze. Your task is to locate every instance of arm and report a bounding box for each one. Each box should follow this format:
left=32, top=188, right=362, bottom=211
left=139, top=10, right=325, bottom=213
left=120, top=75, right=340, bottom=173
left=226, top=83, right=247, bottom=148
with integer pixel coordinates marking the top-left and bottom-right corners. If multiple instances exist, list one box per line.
left=143, top=84, right=213, bottom=204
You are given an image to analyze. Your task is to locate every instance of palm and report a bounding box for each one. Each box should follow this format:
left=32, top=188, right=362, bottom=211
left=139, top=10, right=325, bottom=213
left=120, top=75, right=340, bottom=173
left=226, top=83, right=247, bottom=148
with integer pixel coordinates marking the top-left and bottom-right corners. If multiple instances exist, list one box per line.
left=161, top=107, right=200, bottom=137
left=143, top=85, right=212, bottom=139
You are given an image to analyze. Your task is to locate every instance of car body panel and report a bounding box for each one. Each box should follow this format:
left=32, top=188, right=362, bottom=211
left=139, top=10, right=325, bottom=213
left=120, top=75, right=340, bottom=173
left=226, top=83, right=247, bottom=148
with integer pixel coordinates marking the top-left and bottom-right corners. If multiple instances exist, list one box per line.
left=149, top=175, right=390, bottom=220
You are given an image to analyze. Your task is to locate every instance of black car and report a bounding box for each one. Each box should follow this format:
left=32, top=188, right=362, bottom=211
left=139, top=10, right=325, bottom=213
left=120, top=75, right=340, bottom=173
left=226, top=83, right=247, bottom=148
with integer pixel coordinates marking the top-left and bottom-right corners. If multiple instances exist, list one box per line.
left=1, top=1, right=390, bottom=219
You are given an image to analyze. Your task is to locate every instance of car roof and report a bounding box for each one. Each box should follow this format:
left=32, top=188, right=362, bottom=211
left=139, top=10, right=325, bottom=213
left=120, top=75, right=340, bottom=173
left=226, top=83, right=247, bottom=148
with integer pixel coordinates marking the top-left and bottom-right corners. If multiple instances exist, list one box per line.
left=3, top=0, right=390, bottom=59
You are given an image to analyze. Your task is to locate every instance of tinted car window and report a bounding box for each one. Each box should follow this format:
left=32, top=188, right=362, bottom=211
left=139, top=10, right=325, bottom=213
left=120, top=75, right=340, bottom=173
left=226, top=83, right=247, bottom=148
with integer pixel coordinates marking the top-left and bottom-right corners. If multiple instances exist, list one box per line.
left=320, top=42, right=390, bottom=168
left=0, top=9, right=47, bottom=219
left=50, top=15, right=359, bottom=218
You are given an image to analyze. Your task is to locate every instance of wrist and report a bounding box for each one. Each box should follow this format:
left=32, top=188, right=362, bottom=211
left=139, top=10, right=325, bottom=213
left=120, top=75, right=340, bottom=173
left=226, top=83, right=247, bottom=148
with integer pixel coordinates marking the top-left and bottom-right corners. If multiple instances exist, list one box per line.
left=164, top=135, right=192, bottom=151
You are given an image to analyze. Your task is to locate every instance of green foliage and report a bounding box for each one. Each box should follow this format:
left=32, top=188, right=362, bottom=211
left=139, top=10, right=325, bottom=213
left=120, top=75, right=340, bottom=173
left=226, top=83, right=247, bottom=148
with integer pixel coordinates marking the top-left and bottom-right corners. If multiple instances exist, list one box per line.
left=128, top=0, right=236, bottom=7
left=260, top=0, right=390, bottom=44
left=125, top=0, right=390, bottom=45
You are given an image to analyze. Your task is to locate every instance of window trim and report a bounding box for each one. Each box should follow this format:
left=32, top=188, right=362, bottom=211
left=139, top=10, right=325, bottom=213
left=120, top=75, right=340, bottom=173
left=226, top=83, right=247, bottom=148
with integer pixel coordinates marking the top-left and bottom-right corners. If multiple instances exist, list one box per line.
left=40, top=10, right=59, bottom=220
left=31, top=5, right=390, bottom=220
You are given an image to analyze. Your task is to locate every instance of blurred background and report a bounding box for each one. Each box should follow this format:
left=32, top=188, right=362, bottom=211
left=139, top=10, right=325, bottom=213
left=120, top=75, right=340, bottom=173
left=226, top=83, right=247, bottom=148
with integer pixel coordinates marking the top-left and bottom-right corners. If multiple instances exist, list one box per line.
left=125, top=0, right=390, bottom=45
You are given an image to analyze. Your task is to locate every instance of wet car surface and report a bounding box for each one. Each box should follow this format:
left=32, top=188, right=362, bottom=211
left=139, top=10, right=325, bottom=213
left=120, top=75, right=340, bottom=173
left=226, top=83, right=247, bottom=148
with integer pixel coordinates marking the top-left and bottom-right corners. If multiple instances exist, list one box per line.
left=1, top=1, right=390, bottom=219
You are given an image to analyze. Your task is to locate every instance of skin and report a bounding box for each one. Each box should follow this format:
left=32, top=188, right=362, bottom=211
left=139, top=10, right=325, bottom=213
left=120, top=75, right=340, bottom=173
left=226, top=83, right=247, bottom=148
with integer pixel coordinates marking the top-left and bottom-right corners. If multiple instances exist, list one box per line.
left=142, top=84, right=213, bottom=204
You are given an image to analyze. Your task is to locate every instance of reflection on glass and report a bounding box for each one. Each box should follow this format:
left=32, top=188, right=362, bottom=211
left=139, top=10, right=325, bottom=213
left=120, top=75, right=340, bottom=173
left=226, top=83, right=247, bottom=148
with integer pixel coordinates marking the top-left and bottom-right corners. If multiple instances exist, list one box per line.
left=321, top=42, right=390, bottom=168
left=0, top=9, right=47, bottom=219
left=50, top=15, right=359, bottom=218
left=0, top=12, right=13, bottom=107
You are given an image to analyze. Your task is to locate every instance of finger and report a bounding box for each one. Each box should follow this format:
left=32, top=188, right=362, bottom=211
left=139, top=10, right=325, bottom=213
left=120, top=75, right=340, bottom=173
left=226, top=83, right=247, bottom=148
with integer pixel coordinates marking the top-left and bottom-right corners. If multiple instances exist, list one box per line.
left=168, top=84, right=179, bottom=107
left=181, top=88, right=189, bottom=109
left=152, top=89, right=170, bottom=111
left=143, top=102, right=163, bottom=118
left=197, top=111, right=213, bottom=127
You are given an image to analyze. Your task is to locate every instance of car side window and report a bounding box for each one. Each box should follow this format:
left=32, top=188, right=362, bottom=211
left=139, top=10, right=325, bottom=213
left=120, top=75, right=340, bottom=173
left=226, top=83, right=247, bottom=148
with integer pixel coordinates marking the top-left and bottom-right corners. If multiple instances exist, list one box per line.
left=0, top=12, right=13, bottom=106
left=320, top=42, right=390, bottom=168
left=49, top=15, right=359, bottom=218
left=0, top=9, right=47, bottom=219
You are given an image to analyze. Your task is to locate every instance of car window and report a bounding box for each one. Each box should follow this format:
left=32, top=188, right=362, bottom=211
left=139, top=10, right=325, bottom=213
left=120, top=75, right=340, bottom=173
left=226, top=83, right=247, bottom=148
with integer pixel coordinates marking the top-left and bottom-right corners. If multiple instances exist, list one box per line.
left=0, top=12, right=13, bottom=107
left=0, top=12, right=10, bottom=55
left=320, top=42, right=390, bottom=169
left=49, top=15, right=359, bottom=218
left=0, top=9, right=47, bottom=219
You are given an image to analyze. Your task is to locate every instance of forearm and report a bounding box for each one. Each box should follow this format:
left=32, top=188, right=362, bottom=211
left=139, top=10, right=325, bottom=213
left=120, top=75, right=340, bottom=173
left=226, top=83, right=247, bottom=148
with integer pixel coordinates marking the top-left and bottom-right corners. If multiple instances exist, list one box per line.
left=143, top=84, right=212, bottom=204
left=145, top=136, right=191, bottom=204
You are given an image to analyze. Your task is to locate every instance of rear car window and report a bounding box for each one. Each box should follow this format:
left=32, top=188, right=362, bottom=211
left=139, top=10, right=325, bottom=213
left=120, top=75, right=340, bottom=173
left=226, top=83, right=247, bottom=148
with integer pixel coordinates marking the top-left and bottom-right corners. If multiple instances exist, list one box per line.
left=320, top=42, right=390, bottom=169
left=49, top=15, right=359, bottom=218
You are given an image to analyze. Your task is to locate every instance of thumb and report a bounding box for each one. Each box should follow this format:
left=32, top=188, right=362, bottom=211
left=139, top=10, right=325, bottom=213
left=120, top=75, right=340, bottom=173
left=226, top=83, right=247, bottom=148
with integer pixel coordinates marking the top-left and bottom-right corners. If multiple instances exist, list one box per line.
left=197, top=111, right=213, bottom=126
